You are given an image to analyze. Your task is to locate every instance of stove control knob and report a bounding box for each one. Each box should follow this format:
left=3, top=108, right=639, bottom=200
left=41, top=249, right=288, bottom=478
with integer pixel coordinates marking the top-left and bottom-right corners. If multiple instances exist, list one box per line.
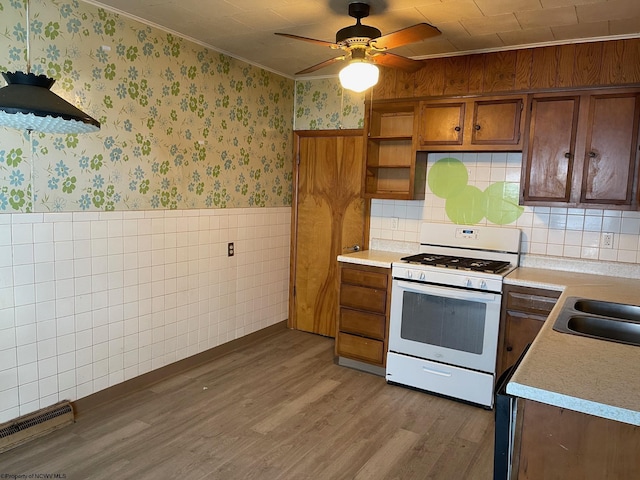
left=419, top=272, right=426, bottom=281
left=464, top=278, right=473, bottom=288
left=480, top=280, right=487, bottom=289
left=407, top=270, right=413, bottom=279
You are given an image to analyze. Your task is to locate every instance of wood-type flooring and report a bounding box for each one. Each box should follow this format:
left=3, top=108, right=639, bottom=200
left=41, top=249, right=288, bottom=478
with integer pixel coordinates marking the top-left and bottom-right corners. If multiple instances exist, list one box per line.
left=1, top=328, right=495, bottom=479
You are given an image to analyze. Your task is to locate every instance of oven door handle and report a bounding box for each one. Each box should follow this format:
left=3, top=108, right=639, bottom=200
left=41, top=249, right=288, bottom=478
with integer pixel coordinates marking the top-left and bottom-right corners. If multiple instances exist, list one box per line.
left=394, top=280, right=498, bottom=303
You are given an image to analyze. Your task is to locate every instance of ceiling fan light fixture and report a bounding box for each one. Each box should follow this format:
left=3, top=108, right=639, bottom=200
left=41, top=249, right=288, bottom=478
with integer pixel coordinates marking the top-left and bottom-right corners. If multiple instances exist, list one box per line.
left=0, top=72, right=100, bottom=134
left=339, top=60, right=379, bottom=93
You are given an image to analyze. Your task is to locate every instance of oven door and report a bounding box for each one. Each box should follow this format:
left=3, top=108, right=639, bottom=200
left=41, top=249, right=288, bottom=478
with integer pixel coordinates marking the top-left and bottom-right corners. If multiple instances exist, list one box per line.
left=389, top=279, right=502, bottom=374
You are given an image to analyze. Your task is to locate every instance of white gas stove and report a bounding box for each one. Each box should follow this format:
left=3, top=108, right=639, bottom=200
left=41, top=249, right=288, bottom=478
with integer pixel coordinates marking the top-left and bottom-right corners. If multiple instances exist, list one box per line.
left=386, top=222, right=521, bottom=408
left=392, top=222, right=520, bottom=292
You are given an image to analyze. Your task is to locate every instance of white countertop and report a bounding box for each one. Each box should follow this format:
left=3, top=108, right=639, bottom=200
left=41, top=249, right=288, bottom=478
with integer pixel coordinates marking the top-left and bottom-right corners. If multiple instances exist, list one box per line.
left=505, top=267, right=640, bottom=426
left=337, top=249, right=404, bottom=268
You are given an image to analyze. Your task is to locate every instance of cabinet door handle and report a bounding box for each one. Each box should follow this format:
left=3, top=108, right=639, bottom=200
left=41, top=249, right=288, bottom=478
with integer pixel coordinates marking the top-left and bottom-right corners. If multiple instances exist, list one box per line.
left=506, top=346, right=513, bottom=352
left=454, top=126, right=461, bottom=132
left=474, top=124, right=481, bottom=131
left=564, top=152, right=571, bottom=159
left=588, top=151, right=597, bottom=158
left=343, top=244, right=360, bottom=252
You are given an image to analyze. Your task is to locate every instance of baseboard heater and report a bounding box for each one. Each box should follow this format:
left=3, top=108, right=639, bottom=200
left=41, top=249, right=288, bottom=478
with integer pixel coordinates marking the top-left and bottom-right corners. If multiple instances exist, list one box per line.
left=0, top=400, right=74, bottom=453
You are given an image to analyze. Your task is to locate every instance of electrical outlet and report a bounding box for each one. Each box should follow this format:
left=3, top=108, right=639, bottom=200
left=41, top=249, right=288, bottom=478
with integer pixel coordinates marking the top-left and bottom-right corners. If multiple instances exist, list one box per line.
left=228, top=242, right=234, bottom=256
left=601, top=232, right=613, bottom=249
left=391, top=217, right=399, bottom=230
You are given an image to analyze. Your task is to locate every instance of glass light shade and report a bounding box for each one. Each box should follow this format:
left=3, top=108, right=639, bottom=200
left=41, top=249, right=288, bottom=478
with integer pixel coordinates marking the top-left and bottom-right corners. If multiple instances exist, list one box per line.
left=0, top=72, right=100, bottom=134
left=339, top=61, right=379, bottom=93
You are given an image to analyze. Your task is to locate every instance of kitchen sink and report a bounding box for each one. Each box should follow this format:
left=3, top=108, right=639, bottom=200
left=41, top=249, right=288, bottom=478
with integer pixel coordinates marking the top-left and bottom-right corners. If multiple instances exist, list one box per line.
left=553, top=297, right=640, bottom=347
left=573, top=299, right=640, bottom=322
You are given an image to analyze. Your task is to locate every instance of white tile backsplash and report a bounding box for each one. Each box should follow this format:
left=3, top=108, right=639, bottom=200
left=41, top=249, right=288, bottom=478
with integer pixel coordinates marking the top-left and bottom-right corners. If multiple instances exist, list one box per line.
left=370, top=152, right=640, bottom=274
left=0, top=207, right=290, bottom=423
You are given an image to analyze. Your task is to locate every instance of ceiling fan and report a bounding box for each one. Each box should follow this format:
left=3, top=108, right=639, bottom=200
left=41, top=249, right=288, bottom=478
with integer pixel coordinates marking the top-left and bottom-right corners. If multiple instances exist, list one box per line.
left=275, top=2, right=441, bottom=92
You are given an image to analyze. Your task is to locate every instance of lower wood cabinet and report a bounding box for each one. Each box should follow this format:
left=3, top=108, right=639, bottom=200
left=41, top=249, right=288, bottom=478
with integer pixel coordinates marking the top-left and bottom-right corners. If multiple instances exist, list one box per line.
left=497, top=284, right=561, bottom=378
left=513, top=399, right=640, bottom=479
left=336, top=332, right=385, bottom=365
left=336, top=262, right=391, bottom=371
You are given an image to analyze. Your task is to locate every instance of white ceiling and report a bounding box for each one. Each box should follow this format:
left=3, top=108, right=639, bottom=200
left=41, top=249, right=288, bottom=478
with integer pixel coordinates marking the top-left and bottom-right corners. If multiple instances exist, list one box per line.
left=88, top=0, right=640, bottom=78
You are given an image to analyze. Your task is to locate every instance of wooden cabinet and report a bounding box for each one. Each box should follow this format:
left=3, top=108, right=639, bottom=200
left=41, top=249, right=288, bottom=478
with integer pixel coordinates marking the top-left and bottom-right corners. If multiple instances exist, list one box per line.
left=581, top=93, right=640, bottom=204
left=418, top=101, right=465, bottom=146
left=519, top=95, right=580, bottom=203
left=497, top=285, right=560, bottom=378
left=521, top=89, right=640, bottom=208
left=417, top=96, right=525, bottom=151
left=363, top=101, right=427, bottom=200
left=513, top=399, right=640, bottom=479
left=336, top=262, right=391, bottom=373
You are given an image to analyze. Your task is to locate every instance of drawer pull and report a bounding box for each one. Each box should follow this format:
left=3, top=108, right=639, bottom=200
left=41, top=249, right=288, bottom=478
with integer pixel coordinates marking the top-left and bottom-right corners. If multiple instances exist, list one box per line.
left=422, top=366, right=452, bottom=377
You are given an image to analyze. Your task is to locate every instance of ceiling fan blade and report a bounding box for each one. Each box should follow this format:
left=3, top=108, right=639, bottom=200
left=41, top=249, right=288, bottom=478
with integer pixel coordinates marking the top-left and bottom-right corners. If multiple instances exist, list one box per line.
left=371, top=23, right=441, bottom=50
left=296, top=56, right=345, bottom=75
left=372, top=52, right=424, bottom=72
left=275, top=32, right=338, bottom=49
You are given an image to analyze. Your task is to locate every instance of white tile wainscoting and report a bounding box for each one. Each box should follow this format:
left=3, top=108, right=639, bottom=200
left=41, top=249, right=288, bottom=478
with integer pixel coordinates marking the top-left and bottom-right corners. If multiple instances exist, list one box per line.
left=369, top=152, right=640, bottom=269
left=0, top=208, right=290, bottom=422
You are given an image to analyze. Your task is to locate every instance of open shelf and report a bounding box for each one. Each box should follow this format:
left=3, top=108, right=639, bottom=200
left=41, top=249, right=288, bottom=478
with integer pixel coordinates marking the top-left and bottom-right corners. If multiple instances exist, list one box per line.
left=363, top=102, right=425, bottom=200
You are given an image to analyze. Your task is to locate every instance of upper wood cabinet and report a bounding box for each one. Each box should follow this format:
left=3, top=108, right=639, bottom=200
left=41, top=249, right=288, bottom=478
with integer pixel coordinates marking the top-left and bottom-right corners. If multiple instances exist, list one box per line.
left=521, top=89, right=640, bottom=208
left=417, top=96, right=525, bottom=151
left=519, top=95, right=580, bottom=203
left=363, top=101, right=427, bottom=200
left=581, top=93, right=640, bottom=205
left=418, top=101, right=465, bottom=146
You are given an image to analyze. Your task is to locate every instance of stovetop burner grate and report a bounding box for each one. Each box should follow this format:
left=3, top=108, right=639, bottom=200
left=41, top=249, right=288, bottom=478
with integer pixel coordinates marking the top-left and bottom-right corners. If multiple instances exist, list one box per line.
left=400, top=253, right=511, bottom=274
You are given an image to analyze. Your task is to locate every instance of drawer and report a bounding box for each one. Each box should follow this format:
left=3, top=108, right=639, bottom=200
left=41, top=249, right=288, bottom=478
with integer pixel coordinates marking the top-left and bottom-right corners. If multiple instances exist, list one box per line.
left=339, top=308, right=386, bottom=340
left=386, top=352, right=494, bottom=407
left=505, top=288, right=560, bottom=316
left=340, top=284, right=386, bottom=314
left=341, top=267, right=388, bottom=290
left=337, top=332, right=385, bottom=365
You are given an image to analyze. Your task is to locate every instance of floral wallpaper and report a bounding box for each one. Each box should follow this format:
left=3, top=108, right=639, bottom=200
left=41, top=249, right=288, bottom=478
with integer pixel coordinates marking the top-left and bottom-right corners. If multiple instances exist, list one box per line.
left=0, top=0, right=294, bottom=212
left=294, top=78, right=365, bottom=130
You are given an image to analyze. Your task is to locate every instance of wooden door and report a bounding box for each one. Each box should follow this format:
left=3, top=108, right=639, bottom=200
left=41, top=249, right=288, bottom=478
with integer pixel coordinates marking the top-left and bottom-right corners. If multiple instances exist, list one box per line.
left=497, top=285, right=560, bottom=378
left=580, top=93, right=640, bottom=205
left=418, top=101, right=465, bottom=146
left=471, top=97, right=524, bottom=146
left=289, top=130, right=366, bottom=337
left=501, top=311, right=545, bottom=377
left=521, top=96, right=580, bottom=203
left=516, top=400, right=640, bottom=480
